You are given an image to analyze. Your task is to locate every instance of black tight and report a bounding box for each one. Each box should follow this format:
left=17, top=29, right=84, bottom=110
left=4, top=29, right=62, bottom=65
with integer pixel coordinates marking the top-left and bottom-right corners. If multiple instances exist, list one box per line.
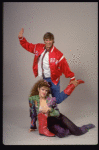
left=47, top=113, right=91, bottom=138
left=59, top=113, right=84, bottom=135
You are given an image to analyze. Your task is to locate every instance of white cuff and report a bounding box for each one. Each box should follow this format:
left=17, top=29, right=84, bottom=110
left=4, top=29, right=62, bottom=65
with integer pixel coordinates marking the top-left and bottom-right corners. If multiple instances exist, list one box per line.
left=71, top=76, right=75, bottom=80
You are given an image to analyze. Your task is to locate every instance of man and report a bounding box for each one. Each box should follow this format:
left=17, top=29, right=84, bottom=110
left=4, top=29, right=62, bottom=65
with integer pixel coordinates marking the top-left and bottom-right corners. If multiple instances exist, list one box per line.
left=18, top=28, right=84, bottom=104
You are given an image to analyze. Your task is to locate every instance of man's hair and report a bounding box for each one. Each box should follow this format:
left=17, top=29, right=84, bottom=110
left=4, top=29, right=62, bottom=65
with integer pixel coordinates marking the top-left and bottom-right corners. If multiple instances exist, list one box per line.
left=43, top=32, right=55, bottom=43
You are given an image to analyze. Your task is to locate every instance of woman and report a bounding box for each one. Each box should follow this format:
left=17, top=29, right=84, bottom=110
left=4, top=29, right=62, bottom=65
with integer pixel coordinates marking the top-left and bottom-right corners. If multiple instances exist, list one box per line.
left=29, top=79, right=95, bottom=138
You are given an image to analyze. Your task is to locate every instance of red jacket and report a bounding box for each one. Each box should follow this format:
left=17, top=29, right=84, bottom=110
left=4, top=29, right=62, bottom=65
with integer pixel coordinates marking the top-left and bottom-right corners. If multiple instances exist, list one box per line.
left=19, top=37, right=75, bottom=85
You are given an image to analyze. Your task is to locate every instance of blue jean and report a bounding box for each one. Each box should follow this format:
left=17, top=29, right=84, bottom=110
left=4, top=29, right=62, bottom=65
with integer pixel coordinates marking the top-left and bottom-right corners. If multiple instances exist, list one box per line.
left=43, top=77, right=69, bottom=104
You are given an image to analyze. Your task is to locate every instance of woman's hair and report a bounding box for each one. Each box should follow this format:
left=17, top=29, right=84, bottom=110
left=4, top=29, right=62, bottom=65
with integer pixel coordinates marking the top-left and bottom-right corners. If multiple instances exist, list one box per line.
left=29, top=79, right=51, bottom=97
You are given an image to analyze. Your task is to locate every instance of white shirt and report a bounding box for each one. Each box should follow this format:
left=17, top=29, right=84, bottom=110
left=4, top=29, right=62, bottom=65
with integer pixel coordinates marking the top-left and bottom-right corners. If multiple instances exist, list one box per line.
left=38, top=50, right=51, bottom=78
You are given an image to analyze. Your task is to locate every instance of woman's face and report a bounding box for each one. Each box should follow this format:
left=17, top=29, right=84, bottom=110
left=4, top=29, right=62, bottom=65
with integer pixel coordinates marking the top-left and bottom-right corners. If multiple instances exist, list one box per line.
left=38, top=86, right=49, bottom=98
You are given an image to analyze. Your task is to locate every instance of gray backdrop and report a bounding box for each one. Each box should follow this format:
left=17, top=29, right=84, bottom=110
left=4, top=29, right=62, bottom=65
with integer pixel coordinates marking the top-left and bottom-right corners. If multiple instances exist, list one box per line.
left=3, top=2, right=98, bottom=145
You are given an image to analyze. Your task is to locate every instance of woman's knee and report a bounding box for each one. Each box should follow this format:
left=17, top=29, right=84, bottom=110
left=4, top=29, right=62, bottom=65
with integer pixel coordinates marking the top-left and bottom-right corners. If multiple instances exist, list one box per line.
left=53, top=125, right=66, bottom=138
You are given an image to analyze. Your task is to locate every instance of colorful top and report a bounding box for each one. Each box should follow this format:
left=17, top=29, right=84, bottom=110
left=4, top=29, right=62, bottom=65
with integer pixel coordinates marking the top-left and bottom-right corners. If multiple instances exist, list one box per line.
left=29, top=95, right=60, bottom=117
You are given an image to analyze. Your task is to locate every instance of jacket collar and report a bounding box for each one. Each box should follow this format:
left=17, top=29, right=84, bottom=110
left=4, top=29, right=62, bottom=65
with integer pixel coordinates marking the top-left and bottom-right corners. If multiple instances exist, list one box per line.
left=50, top=45, right=54, bottom=53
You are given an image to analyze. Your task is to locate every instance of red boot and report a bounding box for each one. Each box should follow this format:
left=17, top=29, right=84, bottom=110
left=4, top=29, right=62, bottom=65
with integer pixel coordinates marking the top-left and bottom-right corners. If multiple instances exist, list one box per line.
left=64, top=79, right=84, bottom=95
left=38, top=113, right=55, bottom=137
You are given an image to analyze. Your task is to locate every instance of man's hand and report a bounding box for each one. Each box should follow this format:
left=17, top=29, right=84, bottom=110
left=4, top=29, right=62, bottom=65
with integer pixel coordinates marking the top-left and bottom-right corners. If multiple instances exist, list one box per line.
left=69, top=79, right=78, bottom=87
left=18, top=28, right=24, bottom=38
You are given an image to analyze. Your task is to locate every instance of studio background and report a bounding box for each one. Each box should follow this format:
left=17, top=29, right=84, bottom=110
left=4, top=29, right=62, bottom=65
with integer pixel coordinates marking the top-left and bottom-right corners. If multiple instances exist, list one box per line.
left=3, top=2, right=98, bottom=145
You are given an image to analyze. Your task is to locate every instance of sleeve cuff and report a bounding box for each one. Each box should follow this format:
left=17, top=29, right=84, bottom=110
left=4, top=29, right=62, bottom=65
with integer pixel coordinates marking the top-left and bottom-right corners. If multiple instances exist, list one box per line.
left=19, top=37, right=24, bottom=40
left=70, top=76, right=75, bottom=80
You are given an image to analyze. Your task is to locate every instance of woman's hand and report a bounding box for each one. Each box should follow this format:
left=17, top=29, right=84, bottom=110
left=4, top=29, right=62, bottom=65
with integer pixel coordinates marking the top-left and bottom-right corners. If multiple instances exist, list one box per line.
left=29, top=129, right=36, bottom=133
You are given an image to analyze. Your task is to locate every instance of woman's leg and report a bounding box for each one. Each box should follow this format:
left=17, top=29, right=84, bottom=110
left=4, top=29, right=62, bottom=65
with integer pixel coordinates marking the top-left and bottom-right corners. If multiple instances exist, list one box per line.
left=38, top=113, right=55, bottom=137
left=59, top=113, right=95, bottom=136
left=47, top=116, right=71, bottom=138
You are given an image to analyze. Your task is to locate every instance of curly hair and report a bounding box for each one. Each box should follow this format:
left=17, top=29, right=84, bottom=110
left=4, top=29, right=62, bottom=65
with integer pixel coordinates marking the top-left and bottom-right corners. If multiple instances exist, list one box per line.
left=29, top=79, right=51, bottom=97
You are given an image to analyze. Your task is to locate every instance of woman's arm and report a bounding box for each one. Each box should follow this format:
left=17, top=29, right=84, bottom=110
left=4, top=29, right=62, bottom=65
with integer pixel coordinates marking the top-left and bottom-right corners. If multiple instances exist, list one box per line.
left=47, top=97, right=60, bottom=117
left=29, top=96, right=37, bottom=130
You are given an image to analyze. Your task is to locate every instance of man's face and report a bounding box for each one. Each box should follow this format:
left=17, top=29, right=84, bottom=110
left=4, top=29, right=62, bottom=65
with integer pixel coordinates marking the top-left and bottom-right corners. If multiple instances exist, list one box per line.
left=44, top=39, right=54, bottom=50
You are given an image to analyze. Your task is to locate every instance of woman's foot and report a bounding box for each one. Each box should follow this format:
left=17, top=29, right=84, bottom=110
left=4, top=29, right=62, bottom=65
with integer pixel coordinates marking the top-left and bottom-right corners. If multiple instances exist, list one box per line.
left=82, top=124, right=95, bottom=130
left=80, top=124, right=95, bottom=134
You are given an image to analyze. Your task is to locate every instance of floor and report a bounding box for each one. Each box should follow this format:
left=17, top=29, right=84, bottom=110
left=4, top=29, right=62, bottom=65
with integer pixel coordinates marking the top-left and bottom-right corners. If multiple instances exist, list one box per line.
left=3, top=94, right=98, bottom=145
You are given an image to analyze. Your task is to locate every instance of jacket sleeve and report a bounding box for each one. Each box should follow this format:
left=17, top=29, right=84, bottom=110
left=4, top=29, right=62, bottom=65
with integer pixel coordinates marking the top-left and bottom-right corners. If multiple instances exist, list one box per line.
left=49, top=108, right=60, bottom=117
left=29, top=96, right=35, bottom=109
left=29, top=96, right=37, bottom=129
left=59, top=56, right=75, bottom=79
left=19, top=37, right=37, bottom=54
left=48, top=97, right=60, bottom=117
